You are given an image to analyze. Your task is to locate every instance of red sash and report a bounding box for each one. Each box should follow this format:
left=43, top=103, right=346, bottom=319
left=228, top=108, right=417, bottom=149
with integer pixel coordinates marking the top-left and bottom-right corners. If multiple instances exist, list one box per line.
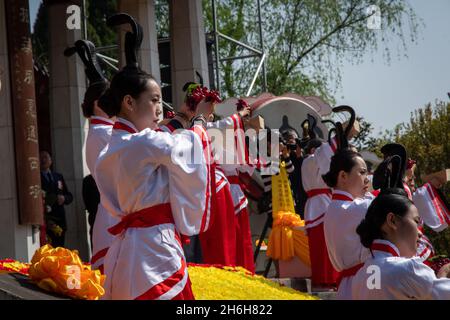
left=227, top=175, right=240, bottom=185
left=336, top=263, right=364, bottom=288
left=108, top=203, right=173, bottom=235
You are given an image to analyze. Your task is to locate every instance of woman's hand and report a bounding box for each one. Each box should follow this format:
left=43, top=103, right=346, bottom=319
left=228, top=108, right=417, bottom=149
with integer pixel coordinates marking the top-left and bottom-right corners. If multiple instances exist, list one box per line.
left=430, top=176, right=444, bottom=189
left=295, top=144, right=303, bottom=158
left=280, top=143, right=290, bottom=158
left=437, top=262, right=450, bottom=278
left=238, top=106, right=251, bottom=118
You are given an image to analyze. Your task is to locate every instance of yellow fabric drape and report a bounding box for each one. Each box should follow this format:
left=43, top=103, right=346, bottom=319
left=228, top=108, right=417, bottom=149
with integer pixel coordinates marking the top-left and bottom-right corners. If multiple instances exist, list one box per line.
left=266, top=162, right=311, bottom=266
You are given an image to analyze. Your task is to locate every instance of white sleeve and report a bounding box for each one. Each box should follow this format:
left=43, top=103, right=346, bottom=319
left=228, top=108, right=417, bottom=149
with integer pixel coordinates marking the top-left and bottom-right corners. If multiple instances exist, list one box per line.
left=404, top=259, right=450, bottom=300
left=206, top=114, right=242, bottom=131
left=314, top=140, right=336, bottom=176
left=168, top=126, right=213, bottom=236
left=300, top=155, right=317, bottom=191
left=207, top=114, right=248, bottom=167
left=351, top=199, right=373, bottom=263
left=413, top=183, right=449, bottom=232
left=86, top=127, right=111, bottom=176
left=139, top=126, right=212, bottom=236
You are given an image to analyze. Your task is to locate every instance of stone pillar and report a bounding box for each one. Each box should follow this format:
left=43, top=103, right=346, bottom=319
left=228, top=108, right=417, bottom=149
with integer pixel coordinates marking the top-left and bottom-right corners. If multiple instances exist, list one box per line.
left=118, top=0, right=161, bottom=83
left=46, top=0, right=90, bottom=260
left=169, top=0, right=210, bottom=109
left=0, top=0, right=40, bottom=261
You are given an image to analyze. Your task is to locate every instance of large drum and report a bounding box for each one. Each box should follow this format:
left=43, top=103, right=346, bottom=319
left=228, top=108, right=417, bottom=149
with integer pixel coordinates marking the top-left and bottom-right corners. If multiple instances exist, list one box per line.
left=214, top=93, right=332, bottom=200
left=215, top=93, right=331, bottom=139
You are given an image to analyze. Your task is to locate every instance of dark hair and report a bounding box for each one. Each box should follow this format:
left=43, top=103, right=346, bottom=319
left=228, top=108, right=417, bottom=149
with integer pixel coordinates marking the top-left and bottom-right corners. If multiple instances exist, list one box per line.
left=322, top=148, right=362, bottom=187
left=39, top=150, right=52, bottom=157
left=305, top=138, right=323, bottom=155
left=379, top=187, right=408, bottom=198
left=98, top=68, right=157, bottom=117
left=281, top=128, right=299, bottom=140
left=356, top=191, right=414, bottom=248
left=82, top=82, right=109, bottom=118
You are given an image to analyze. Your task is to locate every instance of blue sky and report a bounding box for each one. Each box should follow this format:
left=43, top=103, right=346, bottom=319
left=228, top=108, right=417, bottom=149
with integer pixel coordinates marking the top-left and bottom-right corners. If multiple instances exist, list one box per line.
left=335, top=0, right=450, bottom=134
left=29, top=0, right=450, bottom=135
left=29, top=0, right=40, bottom=30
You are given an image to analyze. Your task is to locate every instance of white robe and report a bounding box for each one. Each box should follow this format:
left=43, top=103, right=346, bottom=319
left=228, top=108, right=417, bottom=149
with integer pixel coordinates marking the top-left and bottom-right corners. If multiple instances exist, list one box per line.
left=404, top=183, right=439, bottom=261
left=95, top=118, right=211, bottom=300
left=324, top=189, right=375, bottom=299
left=350, top=239, right=450, bottom=300
left=413, top=182, right=450, bottom=232
left=301, top=140, right=334, bottom=229
left=206, top=113, right=252, bottom=214
left=85, top=116, right=114, bottom=176
left=85, top=116, right=119, bottom=270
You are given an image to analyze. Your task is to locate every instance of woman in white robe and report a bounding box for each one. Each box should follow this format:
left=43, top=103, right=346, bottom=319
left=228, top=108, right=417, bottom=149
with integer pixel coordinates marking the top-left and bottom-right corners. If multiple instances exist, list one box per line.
left=350, top=193, right=450, bottom=299
left=322, top=148, right=375, bottom=298
left=95, top=67, right=212, bottom=300
left=64, top=39, right=118, bottom=271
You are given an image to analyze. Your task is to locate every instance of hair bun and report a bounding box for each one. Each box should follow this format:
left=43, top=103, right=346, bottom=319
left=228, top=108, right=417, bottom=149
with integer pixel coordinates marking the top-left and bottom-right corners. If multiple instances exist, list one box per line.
left=98, top=88, right=119, bottom=117
left=356, top=219, right=369, bottom=248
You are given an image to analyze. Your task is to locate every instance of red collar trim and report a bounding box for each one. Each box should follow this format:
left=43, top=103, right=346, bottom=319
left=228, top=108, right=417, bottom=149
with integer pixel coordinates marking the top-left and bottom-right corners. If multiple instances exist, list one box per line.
left=113, top=121, right=137, bottom=134
left=332, top=193, right=353, bottom=201
left=90, top=117, right=114, bottom=126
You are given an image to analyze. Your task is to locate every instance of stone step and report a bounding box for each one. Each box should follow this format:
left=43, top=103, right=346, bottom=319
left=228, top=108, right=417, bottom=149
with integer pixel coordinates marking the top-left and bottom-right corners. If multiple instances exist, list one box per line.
left=268, top=277, right=337, bottom=300
left=0, top=273, right=68, bottom=300
left=311, top=291, right=337, bottom=300
left=269, top=277, right=311, bottom=293
left=1, top=272, right=337, bottom=300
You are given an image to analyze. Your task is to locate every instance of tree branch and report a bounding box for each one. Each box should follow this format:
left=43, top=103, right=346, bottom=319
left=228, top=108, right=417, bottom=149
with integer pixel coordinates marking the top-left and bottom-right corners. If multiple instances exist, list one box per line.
left=285, top=1, right=372, bottom=76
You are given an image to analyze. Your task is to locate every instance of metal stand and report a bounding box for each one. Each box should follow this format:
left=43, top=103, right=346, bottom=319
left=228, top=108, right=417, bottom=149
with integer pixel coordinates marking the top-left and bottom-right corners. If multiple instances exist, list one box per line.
left=210, top=0, right=267, bottom=96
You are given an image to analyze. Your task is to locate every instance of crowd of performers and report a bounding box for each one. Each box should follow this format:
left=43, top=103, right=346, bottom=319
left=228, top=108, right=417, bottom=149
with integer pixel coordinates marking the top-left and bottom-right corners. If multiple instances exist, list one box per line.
left=64, top=14, right=450, bottom=300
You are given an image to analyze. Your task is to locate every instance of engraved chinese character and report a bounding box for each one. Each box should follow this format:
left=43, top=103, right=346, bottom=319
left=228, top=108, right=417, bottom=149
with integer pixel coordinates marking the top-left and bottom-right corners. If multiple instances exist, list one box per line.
left=25, top=99, right=36, bottom=118
left=28, top=157, right=39, bottom=170
left=29, top=185, right=41, bottom=199
left=20, top=37, right=32, bottom=55
left=26, top=125, right=38, bottom=143
left=19, top=7, right=30, bottom=24
left=24, top=69, right=33, bottom=85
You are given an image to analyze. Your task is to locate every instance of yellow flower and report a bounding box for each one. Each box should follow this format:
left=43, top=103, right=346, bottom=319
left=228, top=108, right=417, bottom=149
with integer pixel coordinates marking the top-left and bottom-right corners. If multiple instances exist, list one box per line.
left=0, top=259, right=30, bottom=275
left=188, top=265, right=318, bottom=300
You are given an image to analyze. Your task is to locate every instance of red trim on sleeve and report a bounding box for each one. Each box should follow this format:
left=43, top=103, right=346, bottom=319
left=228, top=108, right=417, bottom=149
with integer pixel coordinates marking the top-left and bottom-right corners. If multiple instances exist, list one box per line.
left=190, top=125, right=213, bottom=233
left=425, top=183, right=449, bottom=224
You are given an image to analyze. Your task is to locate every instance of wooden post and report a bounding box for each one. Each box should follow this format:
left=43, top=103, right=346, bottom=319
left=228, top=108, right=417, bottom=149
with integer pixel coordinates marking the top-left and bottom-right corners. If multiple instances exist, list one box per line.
left=5, top=0, right=44, bottom=225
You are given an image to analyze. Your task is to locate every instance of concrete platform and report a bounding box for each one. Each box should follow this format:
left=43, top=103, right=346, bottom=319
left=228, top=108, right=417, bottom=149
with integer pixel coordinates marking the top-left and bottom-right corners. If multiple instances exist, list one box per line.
left=1, top=272, right=336, bottom=300
left=0, top=273, right=68, bottom=300
left=269, top=277, right=337, bottom=300
left=270, top=277, right=311, bottom=293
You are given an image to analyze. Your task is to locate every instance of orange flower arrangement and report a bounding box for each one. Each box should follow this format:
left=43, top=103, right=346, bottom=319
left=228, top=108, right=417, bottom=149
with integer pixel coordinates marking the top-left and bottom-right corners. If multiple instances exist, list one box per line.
left=28, top=245, right=105, bottom=300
